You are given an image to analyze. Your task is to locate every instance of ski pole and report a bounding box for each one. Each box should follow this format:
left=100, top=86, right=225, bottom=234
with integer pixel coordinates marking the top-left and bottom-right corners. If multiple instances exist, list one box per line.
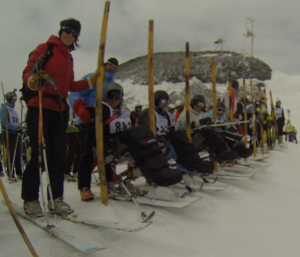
left=11, top=133, right=20, bottom=179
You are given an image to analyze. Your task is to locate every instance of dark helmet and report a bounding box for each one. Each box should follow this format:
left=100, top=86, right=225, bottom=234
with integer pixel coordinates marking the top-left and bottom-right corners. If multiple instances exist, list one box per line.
left=154, top=90, right=169, bottom=106
left=190, top=94, right=205, bottom=107
left=5, top=89, right=17, bottom=102
left=232, top=80, right=239, bottom=91
left=104, top=82, right=123, bottom=101
left=135, top=105, right=142, bottom=112
left=105, top=57, right=119, bottom=68
left=217, top=102, right=226, bottom=110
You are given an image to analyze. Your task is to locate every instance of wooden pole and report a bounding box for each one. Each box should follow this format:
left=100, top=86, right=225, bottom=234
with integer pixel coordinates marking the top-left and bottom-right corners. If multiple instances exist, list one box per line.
left=148, top=20, right=156, bottom=136
left=1, top=83, right=12, bottom=181
left=185, top=42, right=191, bottom=140
left=270, top=90, right=279, bottom=146
left=96, top=0, right=110, bottom=206
left=250, top=79, right=256, bottom=157
left=228, top=71, right=233, bottom=122
left=211, top=57, right=218, bottom=172
left=242, top=77, right=248, bottom=147
left=0, top=178, right=39, bottom=256
left=264, top=88, right=271, bottom=151
left=258, top=86, right=264, bottom=155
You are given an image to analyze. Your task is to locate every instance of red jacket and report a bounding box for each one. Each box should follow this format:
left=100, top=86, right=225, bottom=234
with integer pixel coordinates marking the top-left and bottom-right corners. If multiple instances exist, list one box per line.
left=22, top=35, right=89, bottom=112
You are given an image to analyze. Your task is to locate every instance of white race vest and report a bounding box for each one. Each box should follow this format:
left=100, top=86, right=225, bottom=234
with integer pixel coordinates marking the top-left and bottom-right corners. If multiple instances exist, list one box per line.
left=168, top=112, right=175, bottom=126
left=7, top=106, right=19, bottom=126
left=191, top=111, right=205, bottom=123
left=275, top=107, right=283, bottom=119
left=103, top=102, right=132, bottom=133
left=155, top=111, right=169, bottom=136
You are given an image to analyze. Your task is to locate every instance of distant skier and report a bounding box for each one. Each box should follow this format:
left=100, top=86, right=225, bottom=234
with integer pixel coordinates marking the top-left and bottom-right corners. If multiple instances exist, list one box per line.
left=285, top=119, right=293, bottom=142
left=0, top=89, right=22, bottom=181
left=220, top=80, right=239, bottom=119
left=291, top=126, right=297, bottom=144
left=274, top=98, right=285, bottom=144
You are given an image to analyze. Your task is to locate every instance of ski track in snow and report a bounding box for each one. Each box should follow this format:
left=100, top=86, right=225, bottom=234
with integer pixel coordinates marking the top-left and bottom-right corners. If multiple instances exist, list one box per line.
left=1, top=71, right=300, bottom=256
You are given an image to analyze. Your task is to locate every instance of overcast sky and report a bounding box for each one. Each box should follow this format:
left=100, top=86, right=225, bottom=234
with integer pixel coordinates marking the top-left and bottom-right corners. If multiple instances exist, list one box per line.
left=0, top=0, right=300, bottom=109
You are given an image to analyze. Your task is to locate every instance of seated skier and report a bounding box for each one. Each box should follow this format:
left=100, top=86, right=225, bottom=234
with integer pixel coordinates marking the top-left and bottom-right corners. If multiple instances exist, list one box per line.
left=176, top=94, right=238, bottom=162
left=73, top=83, right=182, bottom=201
left=137, top=90, right=213, bottom=175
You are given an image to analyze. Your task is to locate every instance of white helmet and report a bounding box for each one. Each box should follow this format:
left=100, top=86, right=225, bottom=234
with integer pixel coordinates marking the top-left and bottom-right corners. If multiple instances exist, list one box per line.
left=175, top=99, right=183, bottom=107
left=168, top=103, right=175, bottom=109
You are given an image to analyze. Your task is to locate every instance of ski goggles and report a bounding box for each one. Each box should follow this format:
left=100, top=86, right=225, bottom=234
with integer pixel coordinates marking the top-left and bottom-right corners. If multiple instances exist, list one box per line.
left=276, top=101, right=281, bottom=105
left=61, top=26, right=79, bottom=38
left=160, top=99, right=168, bottom=104
left=217, top=108, right=225, bottom=114
left=107, top=91, right=122, bottom=100
left=194, top=101, right=205, bottom=107
left=107, top=61, right=118, bottom=70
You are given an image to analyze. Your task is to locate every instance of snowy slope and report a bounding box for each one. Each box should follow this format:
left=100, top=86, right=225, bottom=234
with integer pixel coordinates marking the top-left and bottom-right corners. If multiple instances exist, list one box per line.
left=1, top=71, right=300, bottom=257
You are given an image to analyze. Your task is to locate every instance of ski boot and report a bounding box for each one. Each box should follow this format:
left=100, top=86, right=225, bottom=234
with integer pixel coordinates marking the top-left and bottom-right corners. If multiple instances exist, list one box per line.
left=24, top=200, right=43, bottom=217
left=80, top=188, right=94, bottom=202
left=48, top=197, right=74, bottom=215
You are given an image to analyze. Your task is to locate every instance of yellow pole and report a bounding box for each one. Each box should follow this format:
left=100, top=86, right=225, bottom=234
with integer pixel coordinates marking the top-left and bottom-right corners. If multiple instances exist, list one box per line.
left=258, top=86, right=264, bottom=155
left=96, top=1, right=110, bottom=206
left=243, top=77, right=248, bottom=147
left=148, top=20, right=156, bottom=136
left=0, top=178, right=39, bottom=256
left=211, top=57, right=218, bottom=171
left=270, top=90, right=279, bottom=146
left=250, top=79, right=256, bottom=157
left=1, top=83, right=12, bottom=181
left=185, top=42, right=191, bottom=140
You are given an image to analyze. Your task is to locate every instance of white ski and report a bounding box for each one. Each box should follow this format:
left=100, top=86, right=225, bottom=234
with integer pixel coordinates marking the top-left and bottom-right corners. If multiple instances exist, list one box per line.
left=2, top=200, right=105, bottom=253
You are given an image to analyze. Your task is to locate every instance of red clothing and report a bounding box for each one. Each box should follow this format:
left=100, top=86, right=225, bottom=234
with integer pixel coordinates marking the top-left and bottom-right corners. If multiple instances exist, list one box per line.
left=22, top=35, right=89, bottom=112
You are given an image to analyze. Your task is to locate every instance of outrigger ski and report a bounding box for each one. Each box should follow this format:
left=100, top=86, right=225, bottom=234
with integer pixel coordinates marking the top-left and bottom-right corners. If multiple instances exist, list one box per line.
left=2, top=200, right=104, bottom=253
left=47, top=213, right=151, bottom=232
left=219, top=163, right=267, bottom=173
left=207, top=170, right=255, bottom=181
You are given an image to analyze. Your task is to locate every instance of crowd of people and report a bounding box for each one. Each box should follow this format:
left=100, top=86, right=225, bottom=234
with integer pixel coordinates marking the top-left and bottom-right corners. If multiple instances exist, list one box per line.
left=0, top=18, right=297, bottom=218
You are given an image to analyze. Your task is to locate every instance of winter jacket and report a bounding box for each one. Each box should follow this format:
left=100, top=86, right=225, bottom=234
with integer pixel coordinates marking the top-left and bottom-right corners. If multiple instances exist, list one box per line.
left=0, top=102, right=19, bottom=134
left=220, top=87, right=237, bottom=114
left=275, top=106, right=285, bottom=125
left=22, top=35, right=90, bottom=112
left=176, top=107, right=205, bottom=132
left=68, top=70, right=114, bottom=124
left=285, top=123, right=293, bottom=133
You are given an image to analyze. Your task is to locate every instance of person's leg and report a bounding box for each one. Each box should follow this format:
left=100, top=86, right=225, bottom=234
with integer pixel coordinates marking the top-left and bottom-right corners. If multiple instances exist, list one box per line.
left=65, top=132, right=77, bottom=176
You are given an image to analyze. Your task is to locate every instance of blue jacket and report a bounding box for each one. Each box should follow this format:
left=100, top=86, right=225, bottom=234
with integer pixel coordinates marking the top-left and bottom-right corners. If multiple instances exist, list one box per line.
left=0, top=103, right=18, bottom=134
left=69, top=70, right=114, bottom=124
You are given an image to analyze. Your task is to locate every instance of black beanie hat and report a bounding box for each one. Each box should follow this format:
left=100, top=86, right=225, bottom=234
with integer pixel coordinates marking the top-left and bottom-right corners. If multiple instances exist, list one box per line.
left=60, top=18, right=81, bottom=34
left=232, top=80, right=239, bottom=91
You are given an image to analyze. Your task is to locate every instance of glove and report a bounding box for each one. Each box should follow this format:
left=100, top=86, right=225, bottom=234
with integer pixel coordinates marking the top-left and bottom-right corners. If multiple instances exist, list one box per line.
left=27, top=74, right=48, bottom=91
left=104, top=150, right=116, bottom=165
left=16, top=128, right=22, bottom=134
left=73, top=99, right=93, bottom=124
left=200, top=117, right=212, bottom=126
left=87, top=71, right=100, bottom=88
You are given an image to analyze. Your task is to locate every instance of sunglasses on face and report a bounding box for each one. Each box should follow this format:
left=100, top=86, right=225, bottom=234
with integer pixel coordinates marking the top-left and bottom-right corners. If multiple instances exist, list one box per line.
left=107, top=91, right=122, bottom=100
left=160, top=99, right=168, bottom=104
left=276, top=102, right=281, bottom=105
left=194, top=101, right=205, bottom=107
left=61, top=26, right=79, bottom=38
left=217, top=108, right=225, bottom=113
left=107, top=61, right=118, bottom=70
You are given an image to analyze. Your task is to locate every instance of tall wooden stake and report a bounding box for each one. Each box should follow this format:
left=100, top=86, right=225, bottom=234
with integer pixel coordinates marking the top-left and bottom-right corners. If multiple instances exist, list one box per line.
left=250, top=79, right=256, bottom=156
left=0, top=178, right=39, bottom=256
left=270, top=90, right=279, bottom=146
left=185, top=42, right=191, bottom=140
left=211, top=57, right=218, bottom=171
left=242, top=77, right=248, bottom=147
left=96, top=1, right=110, bottom=206
left=1, top=83, right=12, bottom=181
left=148, top=20, right=156, bottom=136
left=258, top=85, right=264, bottom=155
left=228, top=71, right=233, bottom=122
left=264, top=88, right=271, bottom=151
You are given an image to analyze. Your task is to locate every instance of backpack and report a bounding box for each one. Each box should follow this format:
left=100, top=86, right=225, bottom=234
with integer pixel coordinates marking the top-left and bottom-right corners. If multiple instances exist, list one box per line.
left=20, top=43, right=73, bottom=104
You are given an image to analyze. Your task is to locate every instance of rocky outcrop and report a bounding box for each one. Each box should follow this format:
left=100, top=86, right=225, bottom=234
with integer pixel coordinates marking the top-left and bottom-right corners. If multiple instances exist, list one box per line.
left=115, top=51, right=272, bottom=85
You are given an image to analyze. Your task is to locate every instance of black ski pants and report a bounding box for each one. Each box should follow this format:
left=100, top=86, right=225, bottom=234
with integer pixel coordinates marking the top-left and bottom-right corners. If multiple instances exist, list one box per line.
left=2, top=132, right=22, bottom=176
left=22, top=107, right=67, bottom=202
left=65, top=131, right=80, bottom=175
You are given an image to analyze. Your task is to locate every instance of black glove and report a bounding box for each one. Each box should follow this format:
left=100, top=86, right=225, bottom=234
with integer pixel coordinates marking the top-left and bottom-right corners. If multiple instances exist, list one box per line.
left=200, top=117, right=212, bottom=126
left=191, top=121, right=196, bottom=129
left=104, top=150, right=116, bottom=165
left=16, top=128, right=22, bottom=134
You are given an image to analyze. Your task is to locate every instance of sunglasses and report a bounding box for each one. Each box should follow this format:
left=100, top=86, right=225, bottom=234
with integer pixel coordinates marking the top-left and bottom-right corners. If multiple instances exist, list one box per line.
left=61, top=26, right=79, bottom=38
left=276, top=102, right=281, bottom=105
left=107, top=91, right=122, bottom=100
left=160, top=99, right=168, bottom=104
left=217, top=108, right=225, bottom=113
left=107, top=61, right=118, bottom=69
left=194, top=101, right=205, bottom=107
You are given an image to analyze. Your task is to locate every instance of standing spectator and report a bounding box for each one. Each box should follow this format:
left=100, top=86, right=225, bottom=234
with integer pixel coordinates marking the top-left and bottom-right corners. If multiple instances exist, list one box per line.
left=274, top=98, right=285, bottom=144
left=220, top=80, right=239, bottom=119
left=174, top=99, right=184, bottom=125
left=285, top=119, right=293, bottom=142
left=21, top=18, right=99, bottom=216
left=0, top=89, right=22, bottom=181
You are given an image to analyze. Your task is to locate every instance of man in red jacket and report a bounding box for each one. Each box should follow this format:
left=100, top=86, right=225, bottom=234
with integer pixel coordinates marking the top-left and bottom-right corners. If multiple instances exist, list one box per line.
left=21, top=18, right=99, bottom=217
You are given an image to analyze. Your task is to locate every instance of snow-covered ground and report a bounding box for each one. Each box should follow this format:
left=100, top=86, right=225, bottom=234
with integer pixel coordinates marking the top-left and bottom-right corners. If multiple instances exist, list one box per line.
left=1, top=71, right=300, bottom=257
